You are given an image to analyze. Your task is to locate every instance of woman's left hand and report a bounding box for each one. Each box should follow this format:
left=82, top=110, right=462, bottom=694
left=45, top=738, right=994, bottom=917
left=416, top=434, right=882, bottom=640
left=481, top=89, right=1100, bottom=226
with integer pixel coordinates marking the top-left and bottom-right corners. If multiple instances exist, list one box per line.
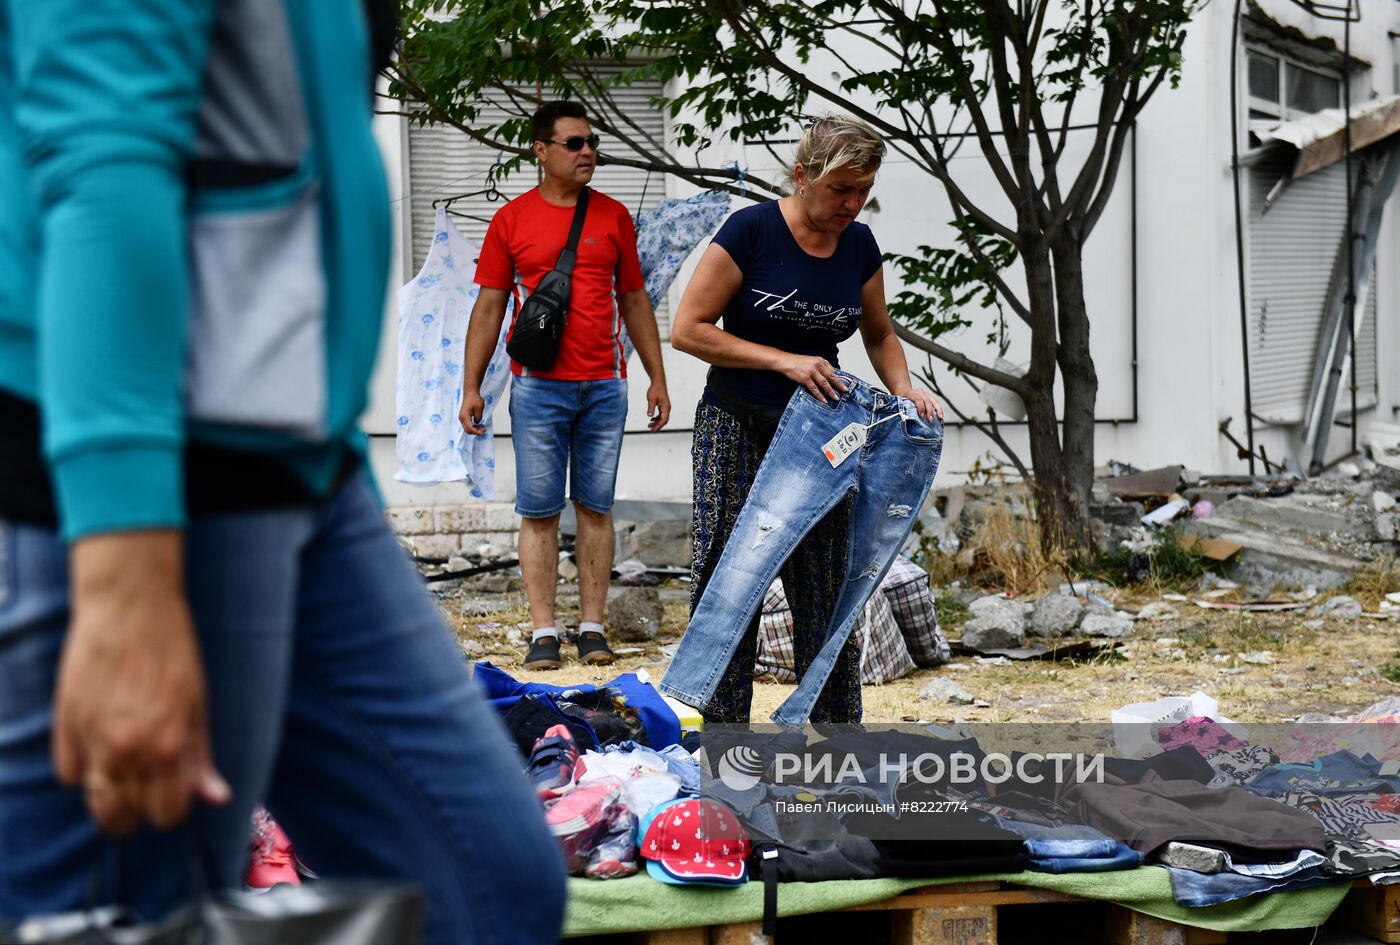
left=903, top=389, right=944, bottom=422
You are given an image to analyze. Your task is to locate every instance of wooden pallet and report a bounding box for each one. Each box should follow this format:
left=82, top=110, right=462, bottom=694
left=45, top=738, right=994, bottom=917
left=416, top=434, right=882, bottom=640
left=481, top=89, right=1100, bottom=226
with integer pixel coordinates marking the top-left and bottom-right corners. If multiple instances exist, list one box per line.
left=584, top=881, right=1232, bottom=945
left=1349, top=883, right=1400, bottom=943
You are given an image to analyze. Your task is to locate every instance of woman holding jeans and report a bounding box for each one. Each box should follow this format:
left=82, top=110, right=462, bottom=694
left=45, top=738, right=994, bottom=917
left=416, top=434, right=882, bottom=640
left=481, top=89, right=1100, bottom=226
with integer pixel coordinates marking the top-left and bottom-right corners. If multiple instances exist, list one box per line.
left=669, top=114, right=943, bottom=724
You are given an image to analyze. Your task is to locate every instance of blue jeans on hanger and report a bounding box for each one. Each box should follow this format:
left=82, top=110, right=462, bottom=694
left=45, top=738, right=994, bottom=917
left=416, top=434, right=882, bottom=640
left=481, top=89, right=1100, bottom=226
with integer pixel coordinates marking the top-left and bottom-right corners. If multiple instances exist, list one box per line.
left=659, top=374, right=942, bottom=725
left=0, top=473, right=565, bottom=945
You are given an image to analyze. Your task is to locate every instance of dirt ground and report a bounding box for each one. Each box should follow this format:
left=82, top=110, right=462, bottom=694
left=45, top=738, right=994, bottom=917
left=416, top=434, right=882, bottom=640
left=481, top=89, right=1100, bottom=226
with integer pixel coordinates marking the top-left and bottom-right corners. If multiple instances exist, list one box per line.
left=439, top=581, right=1400, bottom=723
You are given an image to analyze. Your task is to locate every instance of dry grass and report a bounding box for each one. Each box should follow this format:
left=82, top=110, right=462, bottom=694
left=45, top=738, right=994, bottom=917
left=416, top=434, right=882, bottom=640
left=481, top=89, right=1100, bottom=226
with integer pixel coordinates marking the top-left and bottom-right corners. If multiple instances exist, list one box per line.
left=444, top=587, right=1400, bottom=725
left=1344, top=555, right=1400, bottom=610
left=962, top=494, right=1068, bottom=598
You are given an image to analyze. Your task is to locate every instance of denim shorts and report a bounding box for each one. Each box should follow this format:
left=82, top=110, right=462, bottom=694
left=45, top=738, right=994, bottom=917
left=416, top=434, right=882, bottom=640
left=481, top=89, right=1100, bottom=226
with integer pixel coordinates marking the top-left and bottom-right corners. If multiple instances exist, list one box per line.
left=507, top=374, right=627, bottom=518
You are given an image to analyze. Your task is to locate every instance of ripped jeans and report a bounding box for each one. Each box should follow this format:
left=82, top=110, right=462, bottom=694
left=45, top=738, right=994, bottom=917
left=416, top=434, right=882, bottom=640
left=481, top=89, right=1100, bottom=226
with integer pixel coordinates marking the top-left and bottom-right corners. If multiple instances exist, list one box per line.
left=660, top=374, right=942, bottom=725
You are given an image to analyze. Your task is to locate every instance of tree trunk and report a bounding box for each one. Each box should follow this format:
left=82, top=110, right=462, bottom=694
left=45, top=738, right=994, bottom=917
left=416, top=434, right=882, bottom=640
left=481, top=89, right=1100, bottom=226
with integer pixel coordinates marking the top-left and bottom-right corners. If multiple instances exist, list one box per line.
left=1017, top=236, right=1098, bottom=558
left=1049, top=236, right=1098, bottom=555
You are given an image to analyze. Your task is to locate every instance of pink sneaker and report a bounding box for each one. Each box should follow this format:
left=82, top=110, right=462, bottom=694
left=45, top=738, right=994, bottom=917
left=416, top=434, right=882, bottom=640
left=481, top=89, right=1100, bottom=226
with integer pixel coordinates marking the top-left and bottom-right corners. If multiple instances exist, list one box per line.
left=245, top=807, right=302, bottom=892
left=527, top=723, right=581, bottom=800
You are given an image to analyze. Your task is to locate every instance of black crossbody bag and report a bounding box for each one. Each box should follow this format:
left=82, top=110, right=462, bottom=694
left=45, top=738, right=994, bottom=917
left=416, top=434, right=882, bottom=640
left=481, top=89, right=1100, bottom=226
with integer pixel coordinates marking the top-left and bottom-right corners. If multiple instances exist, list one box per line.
left=505, top=187, right=591, bottom=371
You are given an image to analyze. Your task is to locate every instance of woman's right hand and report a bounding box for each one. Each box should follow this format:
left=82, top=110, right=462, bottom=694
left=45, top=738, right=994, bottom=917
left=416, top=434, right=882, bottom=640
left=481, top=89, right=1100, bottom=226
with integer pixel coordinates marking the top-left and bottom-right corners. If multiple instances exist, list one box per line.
left=53, top=532, right=230, bottom=834
left=778, top=354, right=848, bottom=403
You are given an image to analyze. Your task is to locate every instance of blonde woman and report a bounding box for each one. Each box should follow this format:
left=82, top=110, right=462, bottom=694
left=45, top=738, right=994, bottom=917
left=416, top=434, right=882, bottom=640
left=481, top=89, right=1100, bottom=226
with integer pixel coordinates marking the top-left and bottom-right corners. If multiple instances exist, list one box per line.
left=671, top=114, right=943, bottom=723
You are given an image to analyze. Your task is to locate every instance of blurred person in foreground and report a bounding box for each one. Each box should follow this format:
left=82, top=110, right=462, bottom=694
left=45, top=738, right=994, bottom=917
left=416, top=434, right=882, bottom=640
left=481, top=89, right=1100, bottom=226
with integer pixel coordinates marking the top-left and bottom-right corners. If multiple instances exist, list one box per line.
left=0, top=3, right=564, bottom=942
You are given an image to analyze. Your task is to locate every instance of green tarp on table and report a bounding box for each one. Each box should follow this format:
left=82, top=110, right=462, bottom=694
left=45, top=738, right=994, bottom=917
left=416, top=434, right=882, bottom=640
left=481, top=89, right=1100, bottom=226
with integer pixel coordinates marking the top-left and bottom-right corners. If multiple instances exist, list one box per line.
left=562, top=868, right=1352, bottom=937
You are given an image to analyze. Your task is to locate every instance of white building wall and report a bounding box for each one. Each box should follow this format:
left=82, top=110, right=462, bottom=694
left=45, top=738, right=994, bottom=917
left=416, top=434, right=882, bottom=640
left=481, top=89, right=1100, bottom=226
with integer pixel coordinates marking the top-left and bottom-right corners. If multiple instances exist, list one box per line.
left=366, top=0, right=1400, bottom=510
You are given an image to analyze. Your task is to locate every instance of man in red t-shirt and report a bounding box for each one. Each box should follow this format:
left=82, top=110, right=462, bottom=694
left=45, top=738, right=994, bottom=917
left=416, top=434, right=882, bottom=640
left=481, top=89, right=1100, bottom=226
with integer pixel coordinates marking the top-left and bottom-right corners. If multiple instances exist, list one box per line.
left=461, top=101, right=670, bottom=671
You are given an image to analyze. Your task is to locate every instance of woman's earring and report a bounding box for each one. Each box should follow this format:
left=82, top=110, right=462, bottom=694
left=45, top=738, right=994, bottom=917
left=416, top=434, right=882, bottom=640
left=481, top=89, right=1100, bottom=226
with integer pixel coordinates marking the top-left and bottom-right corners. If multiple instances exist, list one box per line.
left=799, top=187, right=807, bottom=198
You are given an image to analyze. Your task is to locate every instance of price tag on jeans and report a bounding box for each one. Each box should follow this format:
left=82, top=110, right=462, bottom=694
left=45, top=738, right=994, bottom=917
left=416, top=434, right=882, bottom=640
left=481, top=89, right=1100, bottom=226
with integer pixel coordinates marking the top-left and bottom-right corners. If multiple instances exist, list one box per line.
left=822, top=422, right=867, bottom=467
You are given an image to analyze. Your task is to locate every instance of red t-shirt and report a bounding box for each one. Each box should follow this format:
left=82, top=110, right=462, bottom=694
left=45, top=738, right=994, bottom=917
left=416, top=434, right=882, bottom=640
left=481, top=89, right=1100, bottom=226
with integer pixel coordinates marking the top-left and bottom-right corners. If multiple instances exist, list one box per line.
left=475, top=187, right=644, bottom=380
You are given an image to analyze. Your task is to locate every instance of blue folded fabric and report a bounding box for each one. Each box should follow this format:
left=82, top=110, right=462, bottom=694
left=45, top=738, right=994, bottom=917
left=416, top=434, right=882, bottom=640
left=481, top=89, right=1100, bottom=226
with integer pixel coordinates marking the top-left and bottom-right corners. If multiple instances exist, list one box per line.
left=1167, top=865, right=1343, bottom=907
left=993, top=817, right=1121, bottom=858
left=1029, top=843, right=1144, bottom=874
left=472, top=661, right=682, bottom=748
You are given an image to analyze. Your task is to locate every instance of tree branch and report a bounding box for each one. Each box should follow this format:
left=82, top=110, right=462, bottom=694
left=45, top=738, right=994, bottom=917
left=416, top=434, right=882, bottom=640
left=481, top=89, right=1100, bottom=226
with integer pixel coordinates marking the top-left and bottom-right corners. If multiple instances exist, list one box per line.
left=894, top=322, right=1033, bottom=396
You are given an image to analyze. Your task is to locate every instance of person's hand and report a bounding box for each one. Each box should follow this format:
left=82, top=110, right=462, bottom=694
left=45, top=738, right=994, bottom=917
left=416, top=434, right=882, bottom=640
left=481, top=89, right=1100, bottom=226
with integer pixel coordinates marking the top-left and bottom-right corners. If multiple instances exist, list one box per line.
left=646, top=379, right=671, bottom=431
left=903, top=388, right=944, bottom=422
left=52, top=533, right=230, bottom=835
left=778, top=355, right=848, bottom=403
left=460, top=388, right=486, bottom=436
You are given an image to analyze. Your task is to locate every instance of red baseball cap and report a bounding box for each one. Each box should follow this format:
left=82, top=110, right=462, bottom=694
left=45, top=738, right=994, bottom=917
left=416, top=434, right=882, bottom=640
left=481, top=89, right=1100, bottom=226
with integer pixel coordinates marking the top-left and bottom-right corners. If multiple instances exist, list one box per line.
left=638, top=797, right=751, bottom=886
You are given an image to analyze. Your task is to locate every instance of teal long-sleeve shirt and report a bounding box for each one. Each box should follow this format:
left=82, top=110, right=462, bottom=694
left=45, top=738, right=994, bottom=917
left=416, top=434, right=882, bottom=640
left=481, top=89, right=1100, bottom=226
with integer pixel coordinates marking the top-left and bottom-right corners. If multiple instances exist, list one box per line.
left=0, top=0, right=390, bottom=541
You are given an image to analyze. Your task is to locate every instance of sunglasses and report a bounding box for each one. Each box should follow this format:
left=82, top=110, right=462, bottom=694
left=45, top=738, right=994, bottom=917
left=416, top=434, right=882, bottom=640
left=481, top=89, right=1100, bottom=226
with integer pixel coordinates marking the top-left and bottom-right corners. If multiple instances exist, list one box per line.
left=542, top=134, right=600, bottom=152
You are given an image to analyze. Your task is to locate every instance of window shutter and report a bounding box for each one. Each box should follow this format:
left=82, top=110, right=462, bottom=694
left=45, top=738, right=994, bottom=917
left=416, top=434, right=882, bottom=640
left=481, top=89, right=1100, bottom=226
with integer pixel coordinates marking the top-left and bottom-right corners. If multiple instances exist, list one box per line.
left=1247, top=151, right=1377, bottom=425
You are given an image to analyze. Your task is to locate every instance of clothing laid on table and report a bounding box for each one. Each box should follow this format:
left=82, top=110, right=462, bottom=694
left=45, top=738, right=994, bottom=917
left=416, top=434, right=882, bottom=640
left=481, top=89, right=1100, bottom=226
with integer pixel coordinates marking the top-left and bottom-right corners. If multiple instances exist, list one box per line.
left=1167, top=865, right=1340, bottom=908
left=1207, top=745, right=1279, bottom=789
left=1243, top=751, right=1400, bottom=799
left=472, top=661, right=682, bottom=752
left=1068, top=780, right=1327, bottom=861
left=661, top=374, right=942, bottom=725
left=475, top=187, right=644, bottom=381
left=688, top=395, right=860, bottom=724
left=706, top=200, right=882, bottom=407
left=395, top=207, right=511, bottom=494
left=1156, top=716, right=1247, bottom=755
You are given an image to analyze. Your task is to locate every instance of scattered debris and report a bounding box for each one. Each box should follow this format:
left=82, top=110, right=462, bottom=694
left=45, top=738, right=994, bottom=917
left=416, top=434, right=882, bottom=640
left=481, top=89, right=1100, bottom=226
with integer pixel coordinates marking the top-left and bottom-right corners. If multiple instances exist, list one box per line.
left=962, top=596, right=1031, bottom=651
left=1316, top=595, right=1364, bottom=617
left=1177, top=535, right=1243, bottom=562
left=1079, top=613, right=1134, bottom=638
left=918, top=678, right=977, bottom=706
left=1029, top=594, right=1084, bottom=637
left=607, top=586, right=664, bottom=642
left=1103, top=466, right=1184, bottom=500
left=558, top=554, right=579, bottom=581
left=1193, top=599, right=1307, bottom=612
left=1136, top=602, right=1179, bottom=622
left=1142, top=498, right=1190, bottom=526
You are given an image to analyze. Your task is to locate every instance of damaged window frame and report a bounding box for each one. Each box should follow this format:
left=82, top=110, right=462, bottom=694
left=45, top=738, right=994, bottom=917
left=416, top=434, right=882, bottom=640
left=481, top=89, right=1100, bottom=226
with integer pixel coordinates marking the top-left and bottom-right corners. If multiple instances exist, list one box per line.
left=1244, top=45, right=1343, bottom=146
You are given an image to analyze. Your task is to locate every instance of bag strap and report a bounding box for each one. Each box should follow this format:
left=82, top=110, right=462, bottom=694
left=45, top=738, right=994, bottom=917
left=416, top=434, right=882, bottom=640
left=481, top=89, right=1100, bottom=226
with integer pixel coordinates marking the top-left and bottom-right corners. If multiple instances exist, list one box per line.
left=553, top=187, right=591, bottom=276
left=760, top=847, right=779, bottom=937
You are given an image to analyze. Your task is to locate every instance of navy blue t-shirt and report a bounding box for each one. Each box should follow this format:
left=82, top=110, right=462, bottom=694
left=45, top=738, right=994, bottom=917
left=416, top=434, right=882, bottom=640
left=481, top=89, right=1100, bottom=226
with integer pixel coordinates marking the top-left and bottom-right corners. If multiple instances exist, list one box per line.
left=707, top=200, right=883, bottom=407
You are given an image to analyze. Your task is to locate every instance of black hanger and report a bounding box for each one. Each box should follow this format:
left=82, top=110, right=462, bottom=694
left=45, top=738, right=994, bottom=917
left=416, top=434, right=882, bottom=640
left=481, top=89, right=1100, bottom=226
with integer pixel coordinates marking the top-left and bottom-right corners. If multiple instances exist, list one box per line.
left=432, top=179, right=504, bottom=209
left=444, top=207, right=495, bottom=225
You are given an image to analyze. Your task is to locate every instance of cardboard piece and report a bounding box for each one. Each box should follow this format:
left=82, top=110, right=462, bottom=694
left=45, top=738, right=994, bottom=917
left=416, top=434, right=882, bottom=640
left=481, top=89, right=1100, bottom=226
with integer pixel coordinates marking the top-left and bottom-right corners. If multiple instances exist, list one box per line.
left=1176, top=535, right=1243, bottom=562
left=1103, top=466, right=1183, bottom=500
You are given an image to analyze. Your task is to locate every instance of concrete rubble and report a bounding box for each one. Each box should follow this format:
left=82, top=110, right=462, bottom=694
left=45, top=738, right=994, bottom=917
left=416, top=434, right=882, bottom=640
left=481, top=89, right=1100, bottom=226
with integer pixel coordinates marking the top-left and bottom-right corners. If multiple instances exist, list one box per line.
left=928, top=460, right=1398, bottom=593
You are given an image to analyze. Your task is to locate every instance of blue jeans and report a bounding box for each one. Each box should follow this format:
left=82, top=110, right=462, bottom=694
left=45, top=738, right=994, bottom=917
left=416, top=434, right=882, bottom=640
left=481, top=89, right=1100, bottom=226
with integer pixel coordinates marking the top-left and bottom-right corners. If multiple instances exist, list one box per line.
left=508, top=374, right=627, bottom=518
left=660, top=374, right=942, bottom=724
left=0, top=474, right=565, bottom=945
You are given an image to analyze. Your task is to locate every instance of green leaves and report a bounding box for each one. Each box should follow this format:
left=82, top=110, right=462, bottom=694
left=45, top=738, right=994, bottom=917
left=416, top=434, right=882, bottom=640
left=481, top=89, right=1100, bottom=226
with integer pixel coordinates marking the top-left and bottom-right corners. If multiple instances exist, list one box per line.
left=885, top=219, right=1019, bottom=341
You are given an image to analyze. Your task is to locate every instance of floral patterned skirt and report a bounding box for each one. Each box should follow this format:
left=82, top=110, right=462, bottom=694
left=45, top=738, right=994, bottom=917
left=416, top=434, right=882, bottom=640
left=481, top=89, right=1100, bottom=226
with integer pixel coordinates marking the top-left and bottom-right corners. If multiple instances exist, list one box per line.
left=688, top=396, right=861, bottom=724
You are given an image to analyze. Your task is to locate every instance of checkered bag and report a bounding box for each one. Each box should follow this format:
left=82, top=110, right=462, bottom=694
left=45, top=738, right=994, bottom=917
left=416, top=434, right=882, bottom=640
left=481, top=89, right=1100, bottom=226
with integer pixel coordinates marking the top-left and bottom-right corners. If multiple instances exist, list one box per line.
left=756, top=579, right=916, bottom=686
left=755, top=580, right=798, bottom=683
left=880, top=556, right=950, bottom=667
